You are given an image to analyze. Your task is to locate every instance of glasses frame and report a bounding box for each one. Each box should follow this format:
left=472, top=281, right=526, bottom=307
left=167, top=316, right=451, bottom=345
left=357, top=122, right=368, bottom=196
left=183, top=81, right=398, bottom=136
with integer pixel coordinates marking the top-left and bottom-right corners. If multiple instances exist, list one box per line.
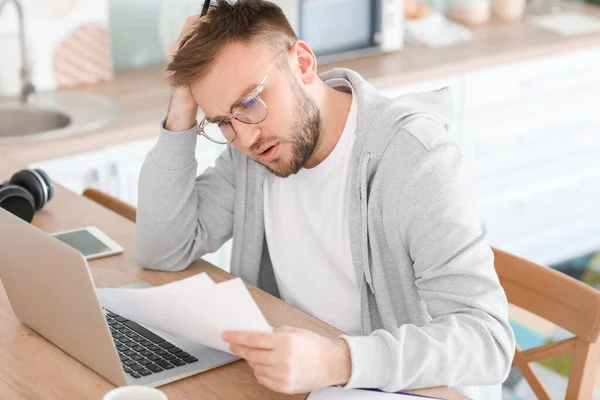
left=197, top=59, right=282, bottom=145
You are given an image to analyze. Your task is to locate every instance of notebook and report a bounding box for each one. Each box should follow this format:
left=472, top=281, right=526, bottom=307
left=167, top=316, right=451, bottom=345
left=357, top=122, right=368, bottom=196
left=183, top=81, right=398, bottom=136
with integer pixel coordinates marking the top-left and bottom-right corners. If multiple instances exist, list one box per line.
left=308, top=387, right=441, bottom=399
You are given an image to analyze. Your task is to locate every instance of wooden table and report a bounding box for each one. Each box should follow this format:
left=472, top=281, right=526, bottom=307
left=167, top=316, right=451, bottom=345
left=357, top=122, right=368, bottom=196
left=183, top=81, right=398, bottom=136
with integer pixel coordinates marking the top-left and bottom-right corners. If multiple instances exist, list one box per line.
left=0, top=154, right=468, bottom=399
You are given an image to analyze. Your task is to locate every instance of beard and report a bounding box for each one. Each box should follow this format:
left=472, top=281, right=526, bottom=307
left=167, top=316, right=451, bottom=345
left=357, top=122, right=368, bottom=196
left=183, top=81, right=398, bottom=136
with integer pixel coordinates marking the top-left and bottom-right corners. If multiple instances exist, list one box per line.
left=254, top=78, right=322, bottom=178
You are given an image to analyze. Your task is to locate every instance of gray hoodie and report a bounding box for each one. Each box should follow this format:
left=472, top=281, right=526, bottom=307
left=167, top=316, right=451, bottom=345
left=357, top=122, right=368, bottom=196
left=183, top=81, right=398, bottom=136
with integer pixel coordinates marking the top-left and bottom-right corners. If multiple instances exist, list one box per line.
left=136, top=68, right=515, bottom=399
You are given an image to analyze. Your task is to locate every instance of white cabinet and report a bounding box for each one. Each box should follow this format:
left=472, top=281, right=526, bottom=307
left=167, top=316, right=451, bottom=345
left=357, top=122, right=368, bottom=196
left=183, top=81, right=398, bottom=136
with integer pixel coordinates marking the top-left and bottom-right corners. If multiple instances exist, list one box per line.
left=377, top=47, right=600, bottom=265
left=462, top=46, right=600, bottom=265
left=103, top=138, right=156, bottom=206
left=29, top=149, right=109, bottom=195
left=463, top=46, right=600, bottom=112
left=30, top=136, right=233, bottom=272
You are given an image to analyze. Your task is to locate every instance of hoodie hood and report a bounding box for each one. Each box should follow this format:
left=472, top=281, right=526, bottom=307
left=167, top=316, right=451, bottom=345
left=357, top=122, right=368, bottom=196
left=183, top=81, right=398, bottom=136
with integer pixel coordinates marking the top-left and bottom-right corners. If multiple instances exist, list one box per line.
left=319, top=68, right=454, bottom=171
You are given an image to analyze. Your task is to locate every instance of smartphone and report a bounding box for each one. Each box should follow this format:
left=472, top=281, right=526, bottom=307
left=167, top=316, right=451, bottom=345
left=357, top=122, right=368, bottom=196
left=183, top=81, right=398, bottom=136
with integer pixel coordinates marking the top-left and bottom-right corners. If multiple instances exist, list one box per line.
left=51, top=226, right=124, bottom=260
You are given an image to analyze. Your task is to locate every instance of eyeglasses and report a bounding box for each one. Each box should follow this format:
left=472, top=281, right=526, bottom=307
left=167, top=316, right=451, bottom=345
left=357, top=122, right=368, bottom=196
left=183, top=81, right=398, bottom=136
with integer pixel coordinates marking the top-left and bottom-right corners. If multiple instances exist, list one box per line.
left=197, top=59, right=281, bottom=145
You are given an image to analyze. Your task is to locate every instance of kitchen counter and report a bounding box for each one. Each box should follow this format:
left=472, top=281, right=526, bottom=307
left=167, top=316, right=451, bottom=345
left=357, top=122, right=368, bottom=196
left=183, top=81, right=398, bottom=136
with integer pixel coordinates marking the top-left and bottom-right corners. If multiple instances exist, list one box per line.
left=2, top=1, right=600, bottom=164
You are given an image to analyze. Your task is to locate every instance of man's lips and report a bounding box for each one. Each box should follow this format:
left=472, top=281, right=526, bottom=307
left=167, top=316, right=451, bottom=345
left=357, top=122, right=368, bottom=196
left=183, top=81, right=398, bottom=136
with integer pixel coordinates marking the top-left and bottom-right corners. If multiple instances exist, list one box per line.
left=257, top=143, right=281, bottom=161
left=256, top=142, right=278, bottom=155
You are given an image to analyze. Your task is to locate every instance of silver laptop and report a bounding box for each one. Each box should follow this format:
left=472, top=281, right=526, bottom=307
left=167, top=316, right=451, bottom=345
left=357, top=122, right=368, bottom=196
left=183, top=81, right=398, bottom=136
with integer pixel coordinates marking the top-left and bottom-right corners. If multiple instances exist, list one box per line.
left=0, top=209, right=238, bottom=387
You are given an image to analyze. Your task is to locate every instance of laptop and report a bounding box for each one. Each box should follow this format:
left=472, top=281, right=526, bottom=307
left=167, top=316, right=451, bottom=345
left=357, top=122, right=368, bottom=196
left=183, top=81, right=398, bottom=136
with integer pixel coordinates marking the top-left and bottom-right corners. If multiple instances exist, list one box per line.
left=0, top=209, right=238, bottom=387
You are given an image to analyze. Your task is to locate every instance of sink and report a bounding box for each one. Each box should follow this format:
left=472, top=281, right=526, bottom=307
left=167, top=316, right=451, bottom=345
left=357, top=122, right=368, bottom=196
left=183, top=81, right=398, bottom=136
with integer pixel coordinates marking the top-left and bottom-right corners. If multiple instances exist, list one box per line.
left=0, top=91, right=120, bottom=142
left=0, top=108, right=71, bottom=136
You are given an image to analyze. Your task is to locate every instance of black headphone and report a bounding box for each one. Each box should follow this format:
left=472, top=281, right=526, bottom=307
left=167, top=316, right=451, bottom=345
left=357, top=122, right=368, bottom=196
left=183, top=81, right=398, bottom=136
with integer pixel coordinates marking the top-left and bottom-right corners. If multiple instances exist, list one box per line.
left=0, top=169, right=54, bottom=223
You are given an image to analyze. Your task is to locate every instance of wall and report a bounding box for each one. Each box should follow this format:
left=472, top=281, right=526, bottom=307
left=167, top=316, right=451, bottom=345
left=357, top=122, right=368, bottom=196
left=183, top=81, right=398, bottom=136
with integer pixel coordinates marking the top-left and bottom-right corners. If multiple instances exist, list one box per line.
left=108, top=0, right=169, bottom=71
left=0, top=0, right=110, bottom=95
left=0, top=0, right=300, bottom=95
left=108, top=0, right=300, bottom=71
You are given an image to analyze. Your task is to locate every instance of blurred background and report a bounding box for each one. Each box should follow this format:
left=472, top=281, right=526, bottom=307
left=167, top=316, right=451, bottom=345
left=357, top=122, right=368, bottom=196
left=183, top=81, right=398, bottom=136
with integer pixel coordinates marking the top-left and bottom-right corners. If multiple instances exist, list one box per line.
left=1, top=0, right=599, bottom=398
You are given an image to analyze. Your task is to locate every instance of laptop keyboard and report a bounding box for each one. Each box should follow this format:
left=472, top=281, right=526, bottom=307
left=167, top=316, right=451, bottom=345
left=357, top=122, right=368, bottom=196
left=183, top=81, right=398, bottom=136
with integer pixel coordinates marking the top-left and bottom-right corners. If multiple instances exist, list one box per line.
left=104, top=310, right=199, bottom=379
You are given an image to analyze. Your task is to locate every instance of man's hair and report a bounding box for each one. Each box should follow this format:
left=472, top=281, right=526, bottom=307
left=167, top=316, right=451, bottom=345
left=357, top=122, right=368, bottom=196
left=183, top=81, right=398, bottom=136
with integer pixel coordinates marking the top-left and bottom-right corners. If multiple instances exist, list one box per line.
left=167, top=0, right=298, bottom=87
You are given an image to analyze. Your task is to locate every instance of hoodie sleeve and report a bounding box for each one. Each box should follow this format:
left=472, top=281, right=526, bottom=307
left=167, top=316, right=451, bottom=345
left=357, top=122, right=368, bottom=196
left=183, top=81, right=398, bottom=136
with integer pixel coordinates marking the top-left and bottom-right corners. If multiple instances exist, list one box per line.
left=135, top=121, right=236, bottom=271
left=340, top=119, right=515, bottom=391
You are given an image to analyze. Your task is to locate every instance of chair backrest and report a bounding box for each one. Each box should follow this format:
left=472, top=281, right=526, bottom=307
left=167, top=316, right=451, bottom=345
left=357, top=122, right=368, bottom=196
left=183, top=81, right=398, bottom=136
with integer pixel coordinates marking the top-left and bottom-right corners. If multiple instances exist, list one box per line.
left=82, top=188, right=136, bottom=223
left=493, top=248, right=600, bottom=400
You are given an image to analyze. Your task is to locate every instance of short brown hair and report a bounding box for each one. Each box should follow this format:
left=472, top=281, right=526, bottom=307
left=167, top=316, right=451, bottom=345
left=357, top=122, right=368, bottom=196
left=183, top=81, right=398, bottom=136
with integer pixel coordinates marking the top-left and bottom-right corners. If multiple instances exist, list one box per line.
left=167, top=0, right=298, bottom=87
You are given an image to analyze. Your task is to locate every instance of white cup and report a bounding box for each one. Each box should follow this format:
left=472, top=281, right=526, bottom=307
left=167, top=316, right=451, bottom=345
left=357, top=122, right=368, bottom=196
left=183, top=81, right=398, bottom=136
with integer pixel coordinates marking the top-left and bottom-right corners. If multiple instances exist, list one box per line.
left=102, top=386, right=168, bottom=400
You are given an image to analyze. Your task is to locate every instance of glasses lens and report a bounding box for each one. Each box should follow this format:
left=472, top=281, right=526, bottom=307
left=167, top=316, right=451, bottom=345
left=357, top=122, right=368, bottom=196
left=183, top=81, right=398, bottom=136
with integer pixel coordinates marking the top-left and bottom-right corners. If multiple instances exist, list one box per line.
left=202, top=119, right=235, bottom=144
left=233, top=95, right=267, bottom=124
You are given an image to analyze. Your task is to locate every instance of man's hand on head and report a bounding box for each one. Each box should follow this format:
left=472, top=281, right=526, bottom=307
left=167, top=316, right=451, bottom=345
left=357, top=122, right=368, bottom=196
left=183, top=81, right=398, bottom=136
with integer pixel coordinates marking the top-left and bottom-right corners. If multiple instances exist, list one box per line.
left=165, top=16, right=201, bottom=132
left=222, top=326, right=352, bottom=394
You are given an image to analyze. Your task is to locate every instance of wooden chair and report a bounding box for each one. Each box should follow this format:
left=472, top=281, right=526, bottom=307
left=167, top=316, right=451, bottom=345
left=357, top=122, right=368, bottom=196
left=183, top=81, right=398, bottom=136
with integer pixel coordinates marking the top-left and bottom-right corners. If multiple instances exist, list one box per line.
left=82, top=188, right=136, bottom=223
left=494, top=248, right=600, bottom=400
left=82, top=189, right=600, bottom=399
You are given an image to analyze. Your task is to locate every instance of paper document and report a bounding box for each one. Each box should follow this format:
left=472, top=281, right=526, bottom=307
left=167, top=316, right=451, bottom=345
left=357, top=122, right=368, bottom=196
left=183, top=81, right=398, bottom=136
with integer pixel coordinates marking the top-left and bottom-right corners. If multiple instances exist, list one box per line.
left=96, top=273, right=272, bottom=353
left=308, top=387, right=440, bottom=399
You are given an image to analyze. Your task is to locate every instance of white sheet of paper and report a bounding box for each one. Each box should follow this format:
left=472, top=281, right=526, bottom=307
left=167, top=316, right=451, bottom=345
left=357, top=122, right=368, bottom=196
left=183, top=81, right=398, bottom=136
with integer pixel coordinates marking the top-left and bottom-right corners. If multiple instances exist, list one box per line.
left=96, top=273, right=272, bottom=353
left=405, top=12, right=472, bottom=48
left=308, top=387, right=438, bottom=399
left=529, top=12, right=600, bottom=36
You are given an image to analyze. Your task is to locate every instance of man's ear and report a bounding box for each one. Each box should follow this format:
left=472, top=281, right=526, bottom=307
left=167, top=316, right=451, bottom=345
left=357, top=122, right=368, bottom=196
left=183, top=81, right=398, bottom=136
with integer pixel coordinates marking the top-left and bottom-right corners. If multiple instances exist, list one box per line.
left=290, top=40, right=318, bottom=85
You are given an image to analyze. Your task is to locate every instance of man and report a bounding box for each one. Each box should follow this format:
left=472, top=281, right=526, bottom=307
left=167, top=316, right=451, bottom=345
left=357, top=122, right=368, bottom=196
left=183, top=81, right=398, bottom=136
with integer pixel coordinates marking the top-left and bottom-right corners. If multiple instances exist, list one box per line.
left=136, top=0, right=515, bottom=398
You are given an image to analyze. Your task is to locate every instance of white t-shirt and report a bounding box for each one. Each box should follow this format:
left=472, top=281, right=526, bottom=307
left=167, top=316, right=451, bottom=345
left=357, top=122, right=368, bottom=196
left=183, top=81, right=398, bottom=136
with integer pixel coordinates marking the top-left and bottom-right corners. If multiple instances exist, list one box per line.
left=263, top=79, right=361, bottom=335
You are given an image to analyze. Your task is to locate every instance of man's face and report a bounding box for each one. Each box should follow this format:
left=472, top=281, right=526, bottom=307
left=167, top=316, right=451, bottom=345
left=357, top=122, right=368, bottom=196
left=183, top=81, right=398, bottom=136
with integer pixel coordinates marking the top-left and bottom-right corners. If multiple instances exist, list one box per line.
left=190, top=41, right=322, bottom=178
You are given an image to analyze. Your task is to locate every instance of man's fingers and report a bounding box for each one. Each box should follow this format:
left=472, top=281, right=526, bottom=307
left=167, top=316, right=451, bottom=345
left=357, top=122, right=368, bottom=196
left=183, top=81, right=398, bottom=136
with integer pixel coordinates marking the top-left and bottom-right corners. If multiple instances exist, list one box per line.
left=248, top=362, right=278, bottom=378
left=181, top=16, right=200, bottom=37
left=223, top=331, right=280, bottom=349
left=230, top=344, right=278, bottom=365
left=178, top=19, right=198, bottom=46
left=168, top=15, right=200, bottom=62
left=274, top=325, right=302, bottom=333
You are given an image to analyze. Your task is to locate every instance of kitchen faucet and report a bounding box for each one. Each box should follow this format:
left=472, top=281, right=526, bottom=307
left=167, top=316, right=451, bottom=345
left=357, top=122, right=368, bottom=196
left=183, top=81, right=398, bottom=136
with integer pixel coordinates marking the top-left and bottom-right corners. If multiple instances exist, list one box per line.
left=0, top=0, right=35, bottom=104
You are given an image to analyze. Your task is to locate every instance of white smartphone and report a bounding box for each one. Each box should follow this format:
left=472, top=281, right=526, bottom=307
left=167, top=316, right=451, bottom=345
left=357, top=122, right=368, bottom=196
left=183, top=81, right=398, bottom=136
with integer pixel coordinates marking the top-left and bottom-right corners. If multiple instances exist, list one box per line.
left=51, top=226, right=124, bottom=260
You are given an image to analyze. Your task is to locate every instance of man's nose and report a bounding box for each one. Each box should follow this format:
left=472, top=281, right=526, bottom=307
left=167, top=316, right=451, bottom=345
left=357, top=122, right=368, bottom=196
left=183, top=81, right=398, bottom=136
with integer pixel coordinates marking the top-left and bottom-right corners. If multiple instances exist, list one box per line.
left=231, top=119, right=260, bottom=150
